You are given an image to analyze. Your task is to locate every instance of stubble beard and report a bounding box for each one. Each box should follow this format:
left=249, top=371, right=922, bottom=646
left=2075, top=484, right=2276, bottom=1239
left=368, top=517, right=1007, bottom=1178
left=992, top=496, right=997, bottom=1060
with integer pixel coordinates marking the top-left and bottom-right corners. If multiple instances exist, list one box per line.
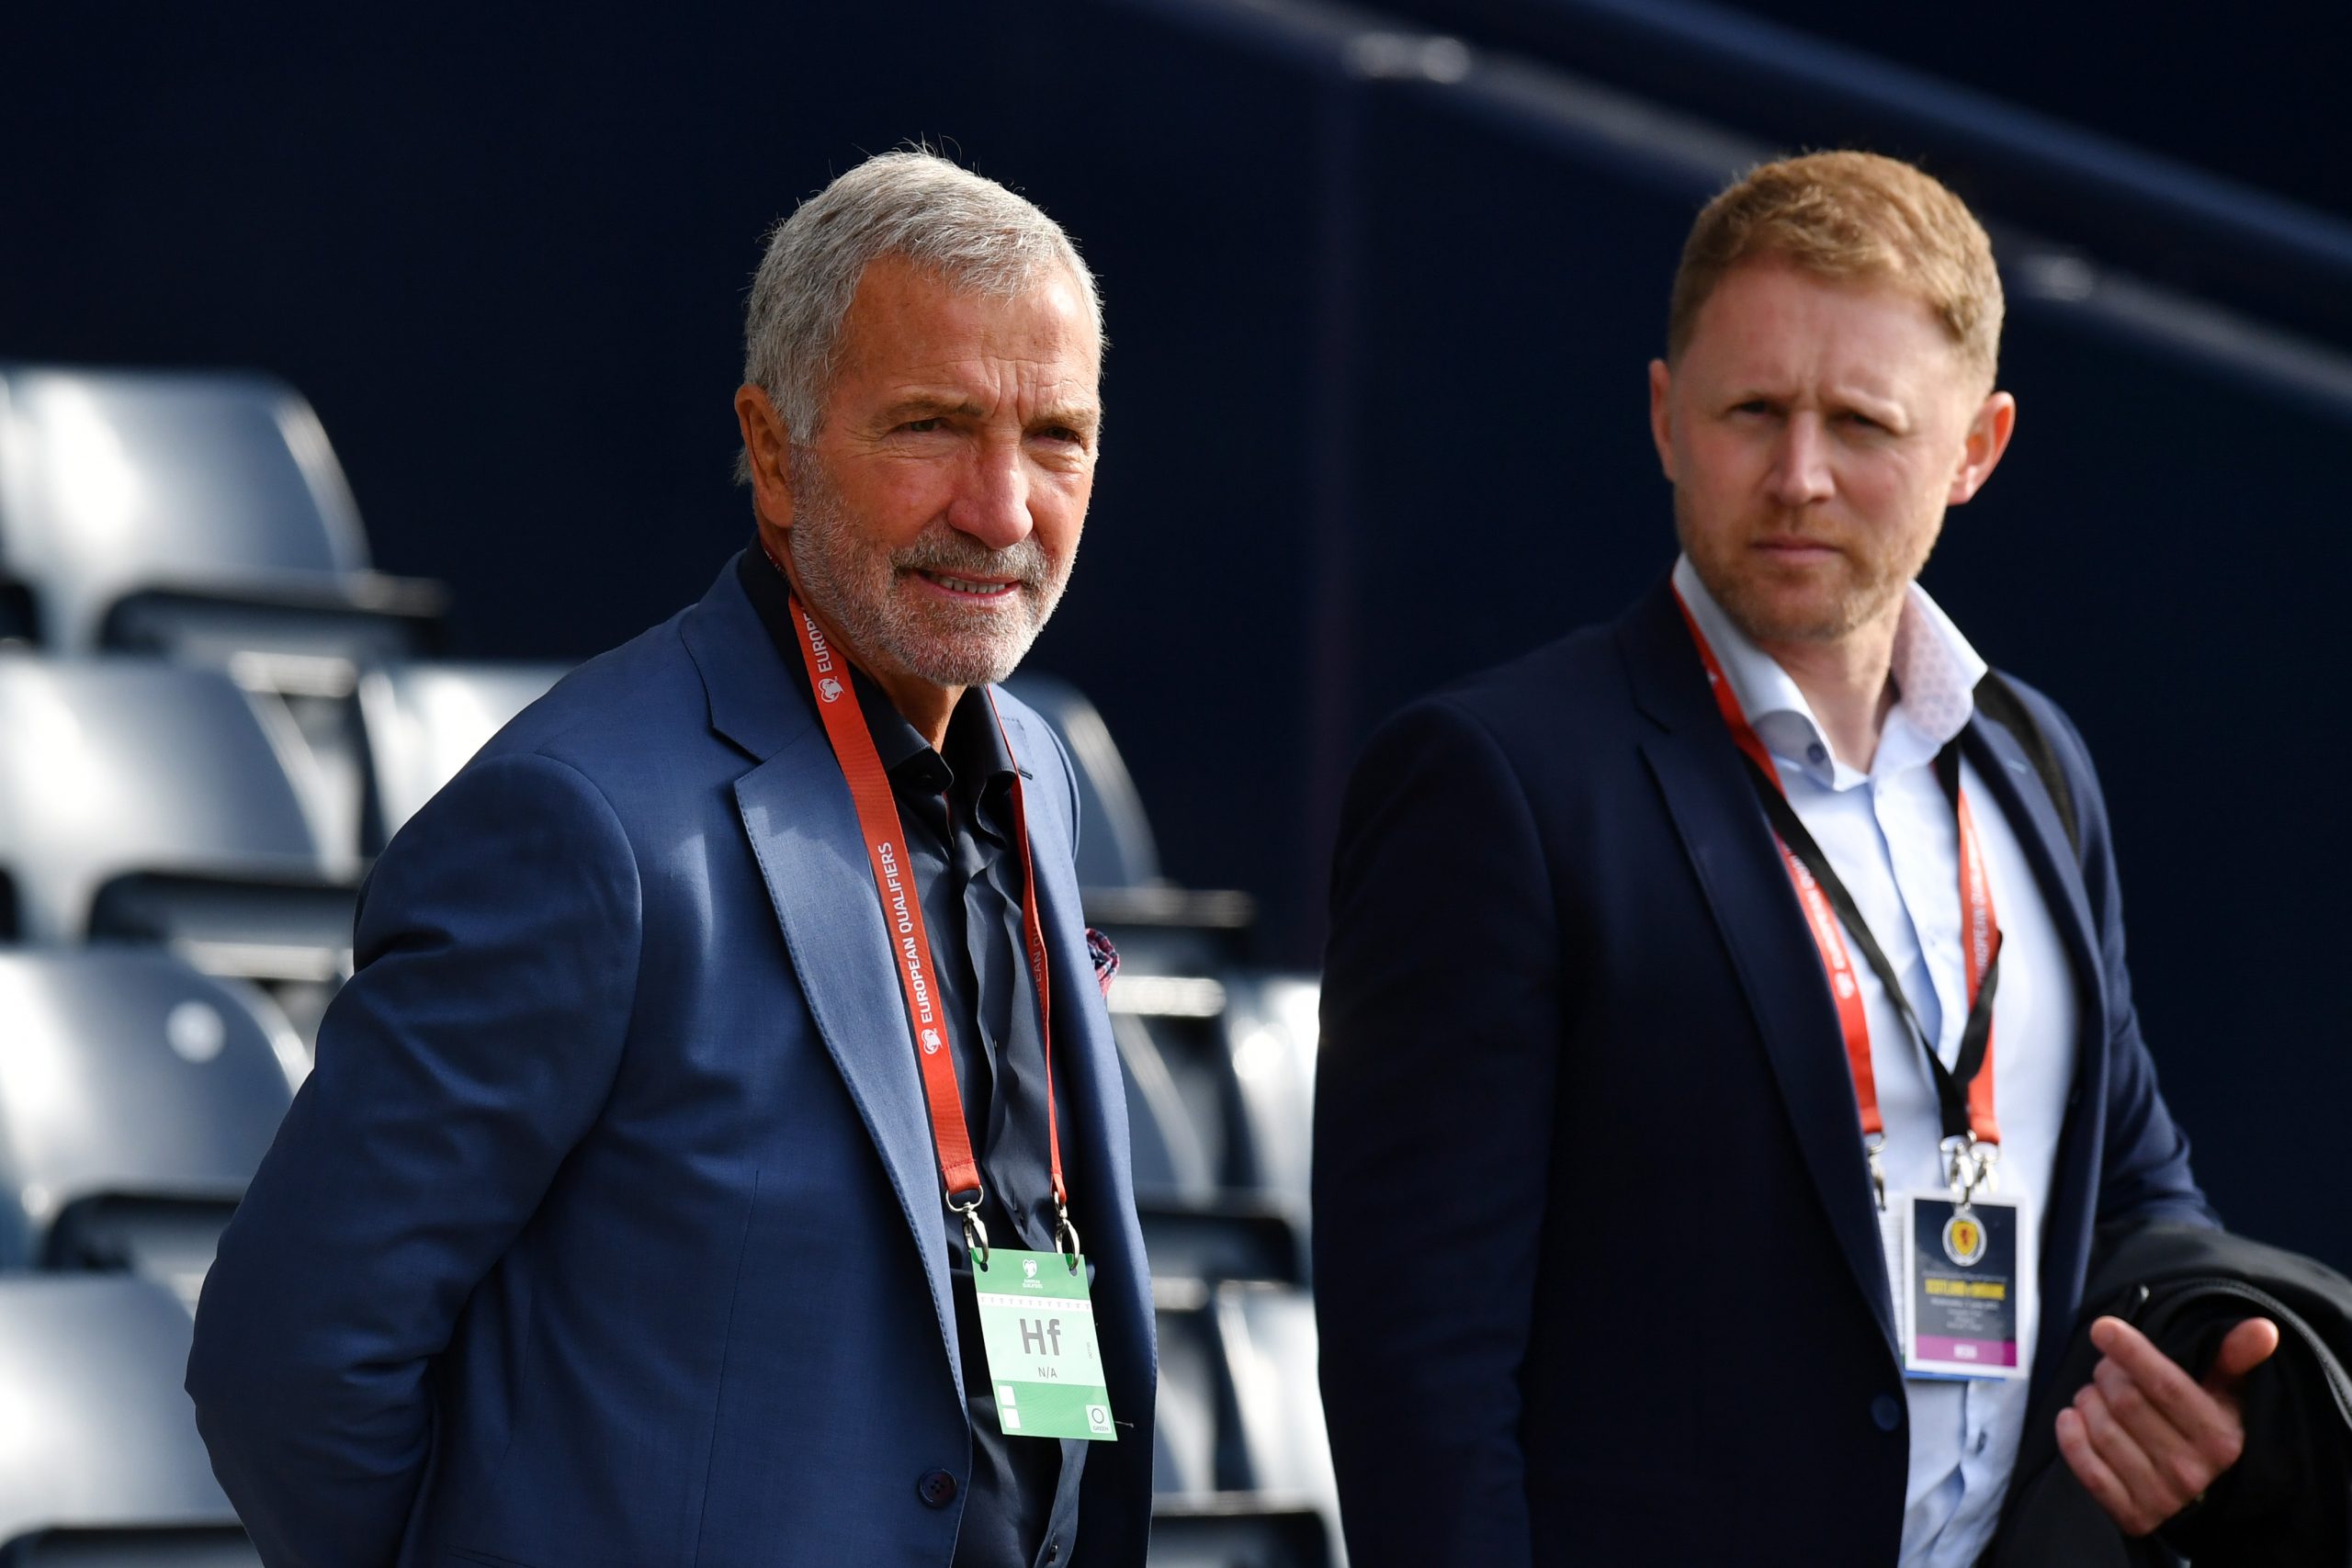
left=785, top=453, right=1071, bottom=689
left=1674, top=486, right=1928, bottom=649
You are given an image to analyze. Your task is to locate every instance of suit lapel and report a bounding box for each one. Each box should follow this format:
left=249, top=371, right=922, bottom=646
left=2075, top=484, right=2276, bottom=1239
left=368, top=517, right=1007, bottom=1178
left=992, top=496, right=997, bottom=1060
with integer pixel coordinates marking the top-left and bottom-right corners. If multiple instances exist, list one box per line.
left=1962, top=709, right=2109, bottom=1394
left=1619, top=581, right=1899, bottom=1353
left=735, top=748, right=961, bottom=1352
left=683, top=559, right=960, bottom=1359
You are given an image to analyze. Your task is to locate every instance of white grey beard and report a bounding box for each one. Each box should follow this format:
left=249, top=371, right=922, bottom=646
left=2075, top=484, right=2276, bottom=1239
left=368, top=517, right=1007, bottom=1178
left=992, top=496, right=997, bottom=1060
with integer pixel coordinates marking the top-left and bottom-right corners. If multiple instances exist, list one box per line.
left=785, top=476, right=1069, bottom=689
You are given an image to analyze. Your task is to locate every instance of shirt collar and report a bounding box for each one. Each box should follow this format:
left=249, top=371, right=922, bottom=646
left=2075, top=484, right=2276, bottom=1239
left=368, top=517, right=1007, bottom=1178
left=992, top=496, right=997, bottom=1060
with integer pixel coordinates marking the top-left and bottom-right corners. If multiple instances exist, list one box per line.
left=1670, top=553, right=1987, bottom=790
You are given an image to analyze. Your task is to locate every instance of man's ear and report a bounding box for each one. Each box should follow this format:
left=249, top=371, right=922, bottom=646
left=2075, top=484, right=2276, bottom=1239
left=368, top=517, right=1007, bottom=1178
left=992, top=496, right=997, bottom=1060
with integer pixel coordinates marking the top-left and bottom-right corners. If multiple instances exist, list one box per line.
left=1949, top=389, right=2018, bottom=505
left=734, top=384, right=797, bottom=536
left=1647, top=359, right=1678, bottom=482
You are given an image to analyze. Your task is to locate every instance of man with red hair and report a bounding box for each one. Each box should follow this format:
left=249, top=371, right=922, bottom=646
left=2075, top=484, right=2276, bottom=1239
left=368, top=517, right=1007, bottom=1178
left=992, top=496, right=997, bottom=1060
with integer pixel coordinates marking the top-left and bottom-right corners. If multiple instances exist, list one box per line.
left=1314, top=151, right=2274, bottom=1566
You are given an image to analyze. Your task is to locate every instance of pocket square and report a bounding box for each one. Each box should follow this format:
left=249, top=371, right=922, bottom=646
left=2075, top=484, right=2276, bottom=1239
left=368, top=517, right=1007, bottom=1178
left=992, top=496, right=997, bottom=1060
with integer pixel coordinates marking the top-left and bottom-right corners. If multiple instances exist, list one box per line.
left=1086, top=927, right=1120, bottom=999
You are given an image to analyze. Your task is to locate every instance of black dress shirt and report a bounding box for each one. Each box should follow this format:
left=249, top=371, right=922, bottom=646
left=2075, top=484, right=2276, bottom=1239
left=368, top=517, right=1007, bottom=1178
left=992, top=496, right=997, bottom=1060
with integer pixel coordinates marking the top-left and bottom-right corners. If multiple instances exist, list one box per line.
left=740, top=549, right=1085, bottom=1568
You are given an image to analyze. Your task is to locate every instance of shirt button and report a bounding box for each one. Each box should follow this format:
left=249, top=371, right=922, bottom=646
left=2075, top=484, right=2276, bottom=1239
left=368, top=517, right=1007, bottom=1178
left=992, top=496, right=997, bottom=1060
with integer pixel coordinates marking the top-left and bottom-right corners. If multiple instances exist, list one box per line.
left=1045, top=1541, right=1059, bottom=1563
left=1975, top=1428, right=1990, bottom=1456
left=1807, top=743, right=1829, bottom=764
left=916, top=1469, right=958, bottom=1508
left=1871, top=1394, right=1903, bottom=1433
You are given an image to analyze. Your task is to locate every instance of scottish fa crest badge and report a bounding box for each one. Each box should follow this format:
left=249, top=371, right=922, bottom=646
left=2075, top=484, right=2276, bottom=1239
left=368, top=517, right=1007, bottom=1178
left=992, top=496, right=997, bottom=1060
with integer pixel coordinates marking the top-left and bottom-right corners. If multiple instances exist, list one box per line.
left=1942, top=1213, right=1986, bottom=1268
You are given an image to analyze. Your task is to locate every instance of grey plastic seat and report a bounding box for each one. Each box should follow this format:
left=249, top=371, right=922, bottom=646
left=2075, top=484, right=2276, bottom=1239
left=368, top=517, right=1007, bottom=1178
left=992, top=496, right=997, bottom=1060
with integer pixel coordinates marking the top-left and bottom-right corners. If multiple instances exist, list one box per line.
left=1148, top=1285, right=1342, bottom=1566
left=356, top=660, right=568, bottom=849
left=1212, top=974, right=1321, bottom=1222
left=0, top=948, right=299, bottom=1306
left=1215, top=1285, right=1342, bottom=1545
left=999, top=671, right=1160, bottom=891
left=0, top=657, right=356, bottom=1040
left=0, top=366, right=441, bottom=658
left=998, top=670, right=1260, bottom=974
left=0, top=367, right=448, bottom=863
left=1113, top=971, right=1322, bottom=1213
left=1145, top=1504, right=1330, bottom=1568
left=1154, top=1292, right=1223, bottom=1498
left=0, top=1276, right=257, bottom=1562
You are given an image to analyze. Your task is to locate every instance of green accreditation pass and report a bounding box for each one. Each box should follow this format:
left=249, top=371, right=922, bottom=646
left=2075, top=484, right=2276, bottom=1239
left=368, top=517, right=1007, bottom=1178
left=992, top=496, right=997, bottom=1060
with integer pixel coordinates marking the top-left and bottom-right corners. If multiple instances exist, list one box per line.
left=971, top=1248, right=1118, bottom=1441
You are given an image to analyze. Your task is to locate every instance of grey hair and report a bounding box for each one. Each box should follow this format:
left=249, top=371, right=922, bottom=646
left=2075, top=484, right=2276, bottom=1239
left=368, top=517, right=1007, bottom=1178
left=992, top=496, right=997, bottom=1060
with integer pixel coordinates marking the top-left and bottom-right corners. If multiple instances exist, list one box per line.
left=737, top=150, right=1102, bottom=479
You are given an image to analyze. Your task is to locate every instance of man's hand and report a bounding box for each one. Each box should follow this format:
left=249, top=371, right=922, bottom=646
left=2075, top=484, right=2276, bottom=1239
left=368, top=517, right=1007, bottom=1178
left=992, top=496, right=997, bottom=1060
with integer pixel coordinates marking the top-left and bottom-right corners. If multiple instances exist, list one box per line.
left=2055, top=1314, right=2280, bottom=1536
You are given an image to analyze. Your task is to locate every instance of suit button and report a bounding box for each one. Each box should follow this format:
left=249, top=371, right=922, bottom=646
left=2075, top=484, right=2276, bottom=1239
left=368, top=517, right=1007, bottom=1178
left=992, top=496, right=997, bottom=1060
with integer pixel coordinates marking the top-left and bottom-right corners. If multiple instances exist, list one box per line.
left=1871, top=1394, right=1903, bottom=1433
left=917, top=1469, right=958, bottom=1508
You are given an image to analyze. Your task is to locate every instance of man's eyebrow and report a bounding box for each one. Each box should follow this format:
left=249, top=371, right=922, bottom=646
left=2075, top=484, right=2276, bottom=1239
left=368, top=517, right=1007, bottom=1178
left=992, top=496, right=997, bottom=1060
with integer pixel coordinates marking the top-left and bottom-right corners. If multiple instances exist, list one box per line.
left=876, top=392, right=988, bottom=422
left=874, top=389, right=1102, bottom=434
left=1030, top=400, right=1102, bottom=434
left=1826, top=386, right=1909, bottom=424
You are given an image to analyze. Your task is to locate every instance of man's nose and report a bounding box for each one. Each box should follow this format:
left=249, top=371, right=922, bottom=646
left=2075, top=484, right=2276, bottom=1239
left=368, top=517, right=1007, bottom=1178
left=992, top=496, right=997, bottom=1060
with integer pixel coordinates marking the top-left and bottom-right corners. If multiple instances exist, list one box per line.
left=1766, top=415, right=1835, bottom=508
left=946, top=439, right=1035, bottom=551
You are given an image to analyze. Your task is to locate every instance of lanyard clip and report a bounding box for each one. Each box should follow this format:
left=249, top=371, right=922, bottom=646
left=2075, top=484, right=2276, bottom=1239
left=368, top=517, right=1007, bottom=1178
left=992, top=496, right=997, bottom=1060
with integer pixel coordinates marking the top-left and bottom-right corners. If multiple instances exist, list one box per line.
left=1941, top=1134, right=1999, bottom=1209
left=1054, top=1199, right=1082, bottom=1274
left=1864, top=1133, right=1887, bottom=1213
left=950, top=1188, right=990, bottom=1269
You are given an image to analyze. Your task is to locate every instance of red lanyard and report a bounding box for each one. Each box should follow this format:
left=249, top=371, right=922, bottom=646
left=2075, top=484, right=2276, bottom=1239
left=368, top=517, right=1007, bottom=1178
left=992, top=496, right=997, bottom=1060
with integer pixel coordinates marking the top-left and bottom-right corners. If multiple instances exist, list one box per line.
left=1673, top=591, right=2002, bottom=1160
left=781, top=582, right=1071, bottom=1257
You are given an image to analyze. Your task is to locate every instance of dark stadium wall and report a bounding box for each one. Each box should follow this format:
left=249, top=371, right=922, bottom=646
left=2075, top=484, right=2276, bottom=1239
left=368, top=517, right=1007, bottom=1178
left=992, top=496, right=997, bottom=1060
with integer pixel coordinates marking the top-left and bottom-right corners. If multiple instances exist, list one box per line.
left=5, top=2, right=2345, bottom=1269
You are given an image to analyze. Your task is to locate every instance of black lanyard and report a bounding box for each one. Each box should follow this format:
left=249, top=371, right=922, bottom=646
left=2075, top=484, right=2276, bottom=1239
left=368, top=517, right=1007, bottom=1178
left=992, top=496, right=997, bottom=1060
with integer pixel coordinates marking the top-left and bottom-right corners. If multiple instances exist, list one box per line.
left=1740, top=745, right=2004, bottom=1151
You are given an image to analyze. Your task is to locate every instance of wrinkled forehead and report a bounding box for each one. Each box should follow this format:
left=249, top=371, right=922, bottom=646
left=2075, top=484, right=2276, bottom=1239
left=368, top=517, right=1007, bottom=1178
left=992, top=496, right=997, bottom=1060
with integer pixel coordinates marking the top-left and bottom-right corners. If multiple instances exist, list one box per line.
left=812, top=259, right=1100, bottom=438
left=1683, top=259, right=1970, bottom=394
left=839, top=254, right=1100, bottom=375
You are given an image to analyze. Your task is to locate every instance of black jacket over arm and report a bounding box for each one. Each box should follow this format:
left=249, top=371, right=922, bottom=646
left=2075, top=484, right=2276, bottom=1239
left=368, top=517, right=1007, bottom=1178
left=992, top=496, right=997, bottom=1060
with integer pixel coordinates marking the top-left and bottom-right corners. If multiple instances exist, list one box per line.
left=1993, top=1224, right=2352, bottom=1568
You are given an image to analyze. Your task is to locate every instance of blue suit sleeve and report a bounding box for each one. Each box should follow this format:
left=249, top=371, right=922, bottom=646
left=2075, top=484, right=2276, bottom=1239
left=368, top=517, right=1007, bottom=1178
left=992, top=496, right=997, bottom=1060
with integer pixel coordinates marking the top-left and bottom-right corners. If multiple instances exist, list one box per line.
left=2031, top=693, right=2216, bottom=1231
left=1312, top=698, right=1558, bottom=1568
left=186, top=751, right=642, bottom=1568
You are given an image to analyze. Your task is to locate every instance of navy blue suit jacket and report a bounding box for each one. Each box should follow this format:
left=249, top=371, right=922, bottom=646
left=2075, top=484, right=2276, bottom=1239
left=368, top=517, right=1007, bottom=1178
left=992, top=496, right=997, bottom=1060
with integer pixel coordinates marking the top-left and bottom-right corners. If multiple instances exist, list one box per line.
left=1311, top=579, right=2212, bottom=1568
left=187, top=557, right=1157, bottom=1568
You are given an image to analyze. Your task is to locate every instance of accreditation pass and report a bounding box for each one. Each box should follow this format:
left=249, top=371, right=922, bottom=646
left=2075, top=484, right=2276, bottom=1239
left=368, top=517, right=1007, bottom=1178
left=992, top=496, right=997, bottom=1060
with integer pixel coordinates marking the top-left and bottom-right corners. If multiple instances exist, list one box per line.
left=971, top=1248, right=1119, bottom=1440
left=1901, top=1193, right=2029, bottom=1382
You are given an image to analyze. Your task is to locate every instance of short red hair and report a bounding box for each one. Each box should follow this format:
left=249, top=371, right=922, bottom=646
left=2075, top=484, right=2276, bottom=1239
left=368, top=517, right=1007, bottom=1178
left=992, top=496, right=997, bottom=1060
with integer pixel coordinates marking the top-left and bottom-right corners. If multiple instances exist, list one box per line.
left=1669, top=151, right=2003, bottom=386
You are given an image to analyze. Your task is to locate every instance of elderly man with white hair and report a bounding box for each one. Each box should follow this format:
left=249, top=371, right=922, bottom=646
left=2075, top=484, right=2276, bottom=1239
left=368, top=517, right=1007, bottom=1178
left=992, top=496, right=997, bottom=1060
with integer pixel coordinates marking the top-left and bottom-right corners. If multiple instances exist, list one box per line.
left=188, top=151, right=1157, bottom=1568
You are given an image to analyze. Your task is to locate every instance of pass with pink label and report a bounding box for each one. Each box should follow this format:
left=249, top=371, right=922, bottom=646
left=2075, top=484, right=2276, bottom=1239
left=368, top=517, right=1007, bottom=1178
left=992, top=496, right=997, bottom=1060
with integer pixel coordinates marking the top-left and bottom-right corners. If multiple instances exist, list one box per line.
left=1903, top=1194, right=2029, bottom=1382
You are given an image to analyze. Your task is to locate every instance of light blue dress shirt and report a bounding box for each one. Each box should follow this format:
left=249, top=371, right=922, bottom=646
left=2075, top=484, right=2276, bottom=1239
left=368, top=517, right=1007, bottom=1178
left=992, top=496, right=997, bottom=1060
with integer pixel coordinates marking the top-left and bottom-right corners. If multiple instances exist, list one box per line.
left=1674, top=557, right=2078, bottom=1566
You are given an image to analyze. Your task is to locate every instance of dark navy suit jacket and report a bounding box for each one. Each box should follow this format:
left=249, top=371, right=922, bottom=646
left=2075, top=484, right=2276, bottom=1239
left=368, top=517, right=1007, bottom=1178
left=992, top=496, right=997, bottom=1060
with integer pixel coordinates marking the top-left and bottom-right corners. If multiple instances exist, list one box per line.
left=186, top=557, right=1157, bottom=1568
left=1311, top=578, right=2212, bottom=1568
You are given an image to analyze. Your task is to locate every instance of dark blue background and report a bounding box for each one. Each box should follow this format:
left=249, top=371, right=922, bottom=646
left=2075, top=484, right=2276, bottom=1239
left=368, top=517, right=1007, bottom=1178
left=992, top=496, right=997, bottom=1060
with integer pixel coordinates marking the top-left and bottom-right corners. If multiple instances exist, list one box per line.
left=6, top=1, right=2344, bottom=1266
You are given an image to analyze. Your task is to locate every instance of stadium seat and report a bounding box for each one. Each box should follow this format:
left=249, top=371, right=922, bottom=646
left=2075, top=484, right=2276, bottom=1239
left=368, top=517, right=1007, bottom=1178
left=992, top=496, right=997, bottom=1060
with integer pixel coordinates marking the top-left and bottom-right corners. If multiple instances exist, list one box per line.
left=0, top=949, right=298, bottom=1306
left=1000, top=672, right=1161, bottom=890
left=1211, top=974, right=1321, bottom=1223
left=1149, top=1285, right=1343, bottom=1567
left=356, top=660, right=568, bottom=850
left=0, top=366, right=442, bottom=659
left=1116, top=1011, right=1220, bottom=1203
left=0, top=366, right=449, bottom=862
left=1146, top=1503, right=1331, bottom=1568
left=1111, top=970, right=1320, bottom=1219
left=1215, top=1284, right=1343, bottom=1542
left=999, top=671, right=1338, bottom=1559
left=1154, top=1288, right=1226, bottom=1497
left=0, top=1276, right=256, bottom=1562
left=0, top=657, right=356, bottom=1043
